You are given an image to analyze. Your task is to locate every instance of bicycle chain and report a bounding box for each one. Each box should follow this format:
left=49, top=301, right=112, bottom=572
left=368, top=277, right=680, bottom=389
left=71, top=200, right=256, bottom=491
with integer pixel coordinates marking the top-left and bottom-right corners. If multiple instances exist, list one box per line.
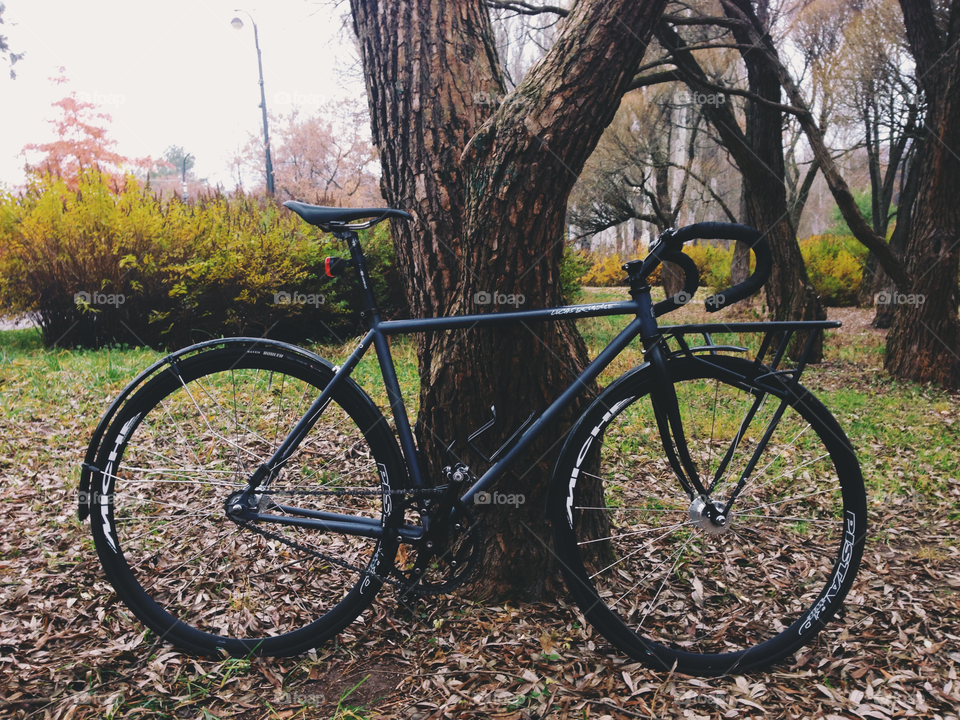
left=233, top=485, right=446, bottom=592
left=254, top=486, right=445, bottom=498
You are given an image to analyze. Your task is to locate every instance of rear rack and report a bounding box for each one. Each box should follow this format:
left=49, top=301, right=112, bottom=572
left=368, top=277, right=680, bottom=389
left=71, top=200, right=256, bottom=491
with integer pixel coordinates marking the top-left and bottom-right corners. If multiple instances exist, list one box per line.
left=658, top=320, right=840, bottom=395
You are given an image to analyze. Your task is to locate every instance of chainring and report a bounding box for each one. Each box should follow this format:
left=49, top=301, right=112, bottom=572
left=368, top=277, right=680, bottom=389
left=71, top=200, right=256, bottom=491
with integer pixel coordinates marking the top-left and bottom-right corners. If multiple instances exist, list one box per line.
left=390, top=498, right=481, bottom=598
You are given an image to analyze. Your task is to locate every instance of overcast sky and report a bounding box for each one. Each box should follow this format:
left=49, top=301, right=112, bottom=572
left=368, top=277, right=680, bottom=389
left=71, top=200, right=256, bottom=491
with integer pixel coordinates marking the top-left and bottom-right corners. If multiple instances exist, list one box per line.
left=0, top=0, right=362, bottom=189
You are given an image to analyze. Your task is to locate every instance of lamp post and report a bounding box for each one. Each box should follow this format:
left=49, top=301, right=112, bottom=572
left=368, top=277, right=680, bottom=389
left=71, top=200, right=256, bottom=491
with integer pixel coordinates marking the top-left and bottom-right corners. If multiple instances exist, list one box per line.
left=182, top=153, right=194, bottom=200
left=231, top=11, right=275, bottom=196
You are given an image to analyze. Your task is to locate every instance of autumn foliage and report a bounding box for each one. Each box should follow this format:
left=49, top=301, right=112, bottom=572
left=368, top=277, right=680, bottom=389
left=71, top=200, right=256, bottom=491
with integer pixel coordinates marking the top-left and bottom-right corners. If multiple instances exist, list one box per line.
left=234, top=100, right=382, bottom=206
left=0, top=171, right=405, bottom=349
left=21, top=75, right=152, bottom=189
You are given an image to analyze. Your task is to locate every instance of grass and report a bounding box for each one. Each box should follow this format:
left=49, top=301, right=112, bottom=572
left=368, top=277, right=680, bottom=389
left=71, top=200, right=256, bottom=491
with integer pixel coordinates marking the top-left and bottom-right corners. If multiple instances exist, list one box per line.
left=2, top=291, right=958, bottom=526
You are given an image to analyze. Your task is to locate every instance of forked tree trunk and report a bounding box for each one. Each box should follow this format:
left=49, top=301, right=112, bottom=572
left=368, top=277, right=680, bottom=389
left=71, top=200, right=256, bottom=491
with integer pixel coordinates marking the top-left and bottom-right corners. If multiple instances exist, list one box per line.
left=727, top=0, right=824, bottom=358
left=870, top=142, right=921, bottom=328
left=658, top=12, right=825, bottom=359
left=350, top=0, right=668, bottom=599
left=885, top=0, right=960, bottom=388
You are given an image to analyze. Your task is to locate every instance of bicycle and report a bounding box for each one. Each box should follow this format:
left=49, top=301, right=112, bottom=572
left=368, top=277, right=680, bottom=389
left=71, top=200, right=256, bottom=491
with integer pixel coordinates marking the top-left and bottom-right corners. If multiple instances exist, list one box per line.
left=79, top=201, right=866, bottom=676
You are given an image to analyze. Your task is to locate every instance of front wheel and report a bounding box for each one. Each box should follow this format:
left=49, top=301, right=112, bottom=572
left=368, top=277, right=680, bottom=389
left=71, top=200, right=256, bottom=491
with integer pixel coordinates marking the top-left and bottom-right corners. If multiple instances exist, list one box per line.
left=88, top=342, right=406, bottom=657
left=551, top=355, right=866, bottom=676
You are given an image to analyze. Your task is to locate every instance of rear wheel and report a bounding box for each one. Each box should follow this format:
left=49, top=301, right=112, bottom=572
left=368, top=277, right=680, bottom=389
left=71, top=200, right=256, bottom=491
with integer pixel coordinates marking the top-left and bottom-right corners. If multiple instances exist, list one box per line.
left=89, top=343, right=405, bottom=656
left=551, top=355, right=866, bottom=675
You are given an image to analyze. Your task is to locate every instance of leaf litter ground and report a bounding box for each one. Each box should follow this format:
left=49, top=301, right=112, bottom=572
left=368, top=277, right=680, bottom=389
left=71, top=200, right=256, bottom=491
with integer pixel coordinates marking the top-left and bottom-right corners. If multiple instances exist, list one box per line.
left=1, top=308, right=959, bottom=719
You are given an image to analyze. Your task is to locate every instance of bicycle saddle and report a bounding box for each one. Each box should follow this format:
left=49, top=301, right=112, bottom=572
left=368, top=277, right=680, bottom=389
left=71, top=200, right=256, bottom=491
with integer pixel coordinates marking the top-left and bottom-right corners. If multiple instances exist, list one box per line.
left=284, top=200, right=413, bottom=228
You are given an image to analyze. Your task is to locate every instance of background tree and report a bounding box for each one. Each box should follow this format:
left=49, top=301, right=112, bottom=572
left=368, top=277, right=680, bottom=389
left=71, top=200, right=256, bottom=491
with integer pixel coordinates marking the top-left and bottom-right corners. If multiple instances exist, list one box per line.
left=350, top=0, right=668, bottom=599
left=713, top=0, right=957, bottom=387
left=884, top=0, right=960, bottom=387
left=154, top=145, right=195, bottom=179
left=568, top=86, right=739, bottom=294
left=146, top=145, right=206, bottom=199
left=636, top=1, right=826, bottom=359
left=237, top=101, right=380, bottom=206
left=0, top=2, right=24, bottom=79
left=22, top=75, right=149, bottom=187
left=828, top=0, right=920, bottom=315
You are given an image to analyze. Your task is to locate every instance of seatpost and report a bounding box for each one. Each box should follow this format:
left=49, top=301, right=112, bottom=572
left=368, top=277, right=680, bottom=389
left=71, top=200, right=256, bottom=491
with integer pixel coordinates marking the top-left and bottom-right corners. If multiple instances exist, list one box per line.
left=335, top=229, right=379, bottom=320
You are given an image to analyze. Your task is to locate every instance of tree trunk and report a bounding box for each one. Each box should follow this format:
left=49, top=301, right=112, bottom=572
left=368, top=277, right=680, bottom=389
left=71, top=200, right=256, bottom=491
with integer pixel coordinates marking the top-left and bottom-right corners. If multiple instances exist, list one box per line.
left=729, top=0, right=824, bottom=358
left=350, top=0, right=668, bottom=600
left=658, top=9, right=825, bottom=359
left=731, top=187, right=750, bottom=285
left=858, top=105, right=918, bottom=308
left=868, top=139, right=923, bottom=325
left=885, top=0, right=960, bottom=388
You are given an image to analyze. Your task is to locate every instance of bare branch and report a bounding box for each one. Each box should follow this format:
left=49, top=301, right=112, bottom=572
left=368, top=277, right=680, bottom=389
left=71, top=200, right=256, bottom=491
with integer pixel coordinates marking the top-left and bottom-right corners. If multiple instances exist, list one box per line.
left=663, top=160, right=739, bottom=223
left=485, top=1, right=569, bottom=17
left=716, top=0, right=912, bottom=291
left=628, top=68, right=806, bottom=116
left=661, top=13, right=744, bottom=29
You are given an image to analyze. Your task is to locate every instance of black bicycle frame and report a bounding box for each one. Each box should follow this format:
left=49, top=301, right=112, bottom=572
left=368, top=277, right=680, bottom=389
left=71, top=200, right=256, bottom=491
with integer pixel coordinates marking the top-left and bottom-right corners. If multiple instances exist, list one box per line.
left=237, top=228, right=834, bottom=540
left=245, top=231, right=652, bottom=502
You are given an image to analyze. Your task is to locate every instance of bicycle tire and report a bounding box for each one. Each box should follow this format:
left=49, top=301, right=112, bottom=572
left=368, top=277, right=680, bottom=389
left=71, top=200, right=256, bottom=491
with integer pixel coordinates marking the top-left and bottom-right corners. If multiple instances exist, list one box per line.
left=551, top=354, right=866, bottom=676
left=89, top=343, right=405, bottom=657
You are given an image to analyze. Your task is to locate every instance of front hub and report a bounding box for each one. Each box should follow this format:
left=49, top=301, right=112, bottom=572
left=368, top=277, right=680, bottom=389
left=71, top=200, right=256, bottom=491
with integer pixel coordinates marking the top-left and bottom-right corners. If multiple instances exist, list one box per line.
left=689, top=497, right=732, bottom=535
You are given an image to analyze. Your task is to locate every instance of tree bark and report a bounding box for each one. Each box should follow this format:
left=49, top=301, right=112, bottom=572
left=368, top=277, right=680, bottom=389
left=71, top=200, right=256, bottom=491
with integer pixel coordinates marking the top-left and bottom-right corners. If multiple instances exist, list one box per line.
left=884, top=0, right=960, bottom=387
left=350, top=0, right=668, bottom=600
left=858, top=103, right=918, bottom=308
left=871, top=140, right=922, bottom=327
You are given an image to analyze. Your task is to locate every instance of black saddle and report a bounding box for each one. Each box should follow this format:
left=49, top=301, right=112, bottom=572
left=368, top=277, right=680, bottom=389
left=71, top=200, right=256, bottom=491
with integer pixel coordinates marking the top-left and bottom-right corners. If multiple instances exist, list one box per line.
left=284, top=200, right=413, bottom=229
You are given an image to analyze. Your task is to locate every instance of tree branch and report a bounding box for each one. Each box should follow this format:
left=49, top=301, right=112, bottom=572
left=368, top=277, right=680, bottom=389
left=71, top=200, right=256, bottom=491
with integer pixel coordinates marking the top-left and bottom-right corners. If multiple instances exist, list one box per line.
left=789, top=157, right=820, bottom=233
left=661, top=12, right=745, bottom=29
left=660, top=159, right=739, bottom=223
left=485, top=1, right=569, bottom=17
left=717, top=0, right=912, bottom=291
left=628, top=67, right=806, bottom=116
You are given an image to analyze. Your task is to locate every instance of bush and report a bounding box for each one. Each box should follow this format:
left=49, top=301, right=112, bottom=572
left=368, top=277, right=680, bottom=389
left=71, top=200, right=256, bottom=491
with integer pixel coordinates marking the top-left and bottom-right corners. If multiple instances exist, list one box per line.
left=0, top=171, right=407, bottom=349
left=683, top=242, right=736, bottom=290
left=579, top=252, right=630, bottom=287
left=576, top=241, right=740, bottom=291
left=799, top=234, right=867, bottom=306
left=560, top=246, right=591, bottom=300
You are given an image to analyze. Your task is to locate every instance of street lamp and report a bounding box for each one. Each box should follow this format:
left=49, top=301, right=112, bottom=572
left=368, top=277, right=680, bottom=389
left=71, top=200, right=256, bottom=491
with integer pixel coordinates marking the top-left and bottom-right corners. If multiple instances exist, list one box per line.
left=231, top=11, right=275, bottom=196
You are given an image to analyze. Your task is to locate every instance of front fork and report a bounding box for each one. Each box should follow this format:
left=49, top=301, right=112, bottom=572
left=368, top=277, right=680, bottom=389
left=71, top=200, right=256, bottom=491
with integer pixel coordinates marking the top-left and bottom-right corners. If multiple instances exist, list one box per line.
left=633, top=286, right=729, bottom=529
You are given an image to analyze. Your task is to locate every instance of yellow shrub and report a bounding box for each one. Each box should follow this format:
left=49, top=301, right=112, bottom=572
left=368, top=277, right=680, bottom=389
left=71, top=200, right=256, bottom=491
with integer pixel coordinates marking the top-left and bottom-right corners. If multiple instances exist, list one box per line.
left=682, top=243, right=736, bottom=290
left=579, top=251, right=661, bottom=287
left=799, top=234, right=867, bottom=306
left=0, top=170, right=405, bottom=348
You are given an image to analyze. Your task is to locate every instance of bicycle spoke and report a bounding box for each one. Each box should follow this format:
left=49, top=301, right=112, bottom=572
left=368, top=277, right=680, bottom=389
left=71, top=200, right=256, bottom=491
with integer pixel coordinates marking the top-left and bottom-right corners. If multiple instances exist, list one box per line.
left=91, top=350, right=398, bottom=651
left=555, top=355, right=864, bottom=672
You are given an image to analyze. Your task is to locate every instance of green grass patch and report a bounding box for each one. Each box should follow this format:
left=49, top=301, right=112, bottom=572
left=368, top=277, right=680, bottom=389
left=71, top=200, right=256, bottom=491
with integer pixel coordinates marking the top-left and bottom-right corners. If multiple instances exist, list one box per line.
left=1, top=293, right=958, bottom=530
